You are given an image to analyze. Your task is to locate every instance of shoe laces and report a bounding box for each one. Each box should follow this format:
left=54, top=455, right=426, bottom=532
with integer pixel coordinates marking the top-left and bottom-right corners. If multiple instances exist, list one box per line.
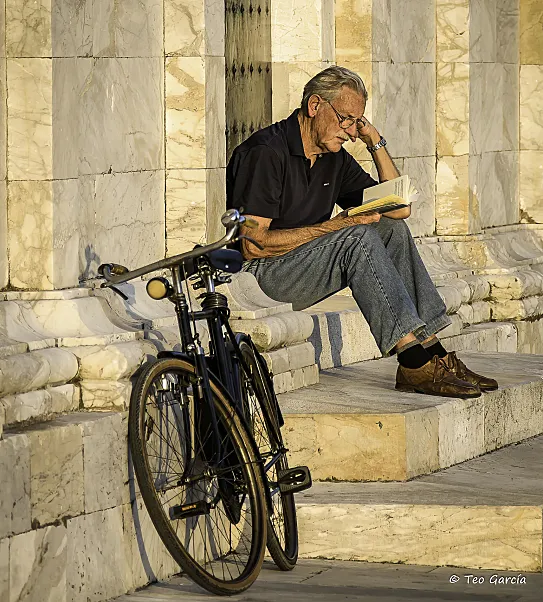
left=433, top=355, right=452, bottom=383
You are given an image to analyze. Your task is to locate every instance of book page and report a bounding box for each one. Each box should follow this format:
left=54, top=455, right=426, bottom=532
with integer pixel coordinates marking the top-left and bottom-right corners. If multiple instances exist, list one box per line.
left=362, top=175, right=409, bottom=204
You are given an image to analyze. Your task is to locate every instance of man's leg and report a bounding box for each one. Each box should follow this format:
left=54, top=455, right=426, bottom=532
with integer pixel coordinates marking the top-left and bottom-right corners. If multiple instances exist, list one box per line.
left=369, top=217, right=451, bottom=341
left=243, top=223, right=427, bottom=357
left=243, top=223, right=483, bottom=398
left=367, top=218, right=497, bottom=390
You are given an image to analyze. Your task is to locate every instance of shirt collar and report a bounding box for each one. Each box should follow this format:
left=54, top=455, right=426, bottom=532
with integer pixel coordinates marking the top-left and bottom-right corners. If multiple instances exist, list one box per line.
left=285, top=109, right=306, bottom=157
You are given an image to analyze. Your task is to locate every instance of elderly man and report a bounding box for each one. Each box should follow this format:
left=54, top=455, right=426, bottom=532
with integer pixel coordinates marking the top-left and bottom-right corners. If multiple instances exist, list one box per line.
left=226, top=66, right=497, bottom=398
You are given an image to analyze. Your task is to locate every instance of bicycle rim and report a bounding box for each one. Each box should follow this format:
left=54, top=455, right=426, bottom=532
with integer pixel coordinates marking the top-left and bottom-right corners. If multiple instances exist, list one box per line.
left=129, top=358, right=267, bottom=595
left=236, top=341, right=299, bottom=570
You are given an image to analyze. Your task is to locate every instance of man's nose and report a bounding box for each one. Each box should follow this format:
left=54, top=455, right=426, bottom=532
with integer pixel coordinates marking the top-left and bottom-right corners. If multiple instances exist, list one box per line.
left=345, top=122, right=358, bottom=140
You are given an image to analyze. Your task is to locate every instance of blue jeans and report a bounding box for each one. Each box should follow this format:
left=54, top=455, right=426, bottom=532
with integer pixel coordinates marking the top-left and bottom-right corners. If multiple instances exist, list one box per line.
left=242, top=218, right=451, bottom=356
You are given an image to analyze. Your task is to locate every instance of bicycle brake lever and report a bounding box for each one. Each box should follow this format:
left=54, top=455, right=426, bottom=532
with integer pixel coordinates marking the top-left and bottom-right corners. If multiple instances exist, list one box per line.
left=235, top=235, right=265, bottom=251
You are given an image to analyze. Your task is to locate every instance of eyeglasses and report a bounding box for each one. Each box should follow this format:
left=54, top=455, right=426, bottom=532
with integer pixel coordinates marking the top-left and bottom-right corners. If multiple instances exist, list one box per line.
left=326, top=100, right=366, bottom=130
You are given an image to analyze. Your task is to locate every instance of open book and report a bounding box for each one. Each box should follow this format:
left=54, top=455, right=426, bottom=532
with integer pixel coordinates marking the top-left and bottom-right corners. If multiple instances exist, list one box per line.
left=347, top=175, right=418, bottom=216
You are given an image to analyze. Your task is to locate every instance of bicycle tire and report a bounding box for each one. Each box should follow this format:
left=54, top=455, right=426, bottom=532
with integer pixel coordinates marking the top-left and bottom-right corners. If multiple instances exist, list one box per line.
left=236, top=340, right=299, bottom=571
left=129, top=357, right=267, bottom=595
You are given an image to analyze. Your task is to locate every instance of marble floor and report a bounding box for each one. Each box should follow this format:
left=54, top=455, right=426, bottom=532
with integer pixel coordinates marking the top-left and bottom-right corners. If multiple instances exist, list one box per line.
left=113, top=557, right=543, bottom=601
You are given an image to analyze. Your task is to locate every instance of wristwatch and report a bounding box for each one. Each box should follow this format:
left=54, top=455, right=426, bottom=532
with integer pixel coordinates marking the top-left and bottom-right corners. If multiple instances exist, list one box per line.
left=367, top=136, right=387, bottom=153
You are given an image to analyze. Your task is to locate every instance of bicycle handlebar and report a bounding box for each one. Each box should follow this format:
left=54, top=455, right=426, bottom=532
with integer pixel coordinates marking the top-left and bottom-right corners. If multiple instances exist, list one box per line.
left=99, top=209, right=248, bottom=286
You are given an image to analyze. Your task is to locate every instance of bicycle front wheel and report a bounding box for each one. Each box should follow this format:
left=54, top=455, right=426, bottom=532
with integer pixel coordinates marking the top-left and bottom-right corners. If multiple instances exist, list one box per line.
left=236, top=340, right=299, bottom=571
left=129, top=357, right=267, bottom=595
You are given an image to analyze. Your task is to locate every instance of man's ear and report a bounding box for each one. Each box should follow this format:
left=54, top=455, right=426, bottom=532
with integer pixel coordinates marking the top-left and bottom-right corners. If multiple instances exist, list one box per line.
left=307, top=94, right=320, bottom=118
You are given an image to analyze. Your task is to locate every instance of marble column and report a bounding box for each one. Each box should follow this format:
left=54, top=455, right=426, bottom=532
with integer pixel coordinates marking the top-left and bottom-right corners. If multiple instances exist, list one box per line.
left=165, top=0, right=227, bottom=254
left=468, top=0, right=520, bottom=231
left=435, top=0, right=473, bottom=234
left=0, top=0, right=7, bottom=288
left=519, top=0, right=543, bottom=223
left=271, top=0, right=335, bottom=121
left=4, top=0, right=166, bottom=290
left=342, top=0, right=437, bottom=238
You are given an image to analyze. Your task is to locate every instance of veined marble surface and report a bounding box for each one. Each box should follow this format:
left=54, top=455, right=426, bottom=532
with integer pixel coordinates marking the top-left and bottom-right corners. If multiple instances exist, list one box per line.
left=164, top=0, right=226, bottom=57
left=437, top=62, right=469, bottom=156
left=390, top=0, right=435, bottom=63
left=520, top=65, right=543, bottom=150
left=93, top=0, right=163, bottom=58
left=520, top=151, right=543, bottom=223
left=8, top=181, right=54, bottom=290
left=0, top=182, right=6, bottom=288
left=372, top=0, right=391, bottom=62
left=166, top=169, right=207, bottom=255
left=0, top=0, right=5, bottom=58
left=10, top=525, right=67, bottom=602
left=497, top=0, right=520, bottom=64
left=372, top=61, right=435, bottom=158
left=7, top=58, right=52, bottom=180
left=79, top=171, right=166, bottom=279
left=51, top=0, right=93, bottom=57
left=436, top=155, right=471, bottom=235
left=205, top=56, right=226, bottom=169
left=272, top=0, right=325, bottom=62
left=205, top=167, right=227, bottom=244
left=335, top=0, right=372, bottom=63
left=477, top=151, right=520, bottom=228
left=404, top=156, right=436, bottom=238
left=77, top=58, right=164, bottom=175
left=165, top=0, right=205, bottom=57
left=166, top=56, right=206, bottom=169
left=437, top=0, right=469, bottom=63
left=520, top=0, right=543, bottom=65
left=470, top=62, right=519, bottom=155
left=272, top=60, right=330, bottom=122
left=0, top=538, right=7, bottom=601
left=6, top=0, right=51, bottom=57
left=470, top=0, right=497, bottom=63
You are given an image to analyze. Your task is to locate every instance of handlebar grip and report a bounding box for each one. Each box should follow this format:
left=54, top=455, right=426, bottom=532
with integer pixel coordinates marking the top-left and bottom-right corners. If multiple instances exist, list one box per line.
left=243, top=217, right=259, bottom=229
left=98, top=263, right=129, bottom=278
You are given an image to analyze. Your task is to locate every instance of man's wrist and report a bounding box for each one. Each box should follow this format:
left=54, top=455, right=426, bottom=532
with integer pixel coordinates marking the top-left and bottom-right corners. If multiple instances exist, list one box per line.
left=367, top=136, right=387, bottom=153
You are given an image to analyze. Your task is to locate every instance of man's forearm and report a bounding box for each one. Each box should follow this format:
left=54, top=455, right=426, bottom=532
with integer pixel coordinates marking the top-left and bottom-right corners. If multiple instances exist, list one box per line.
left=242, top=218, right=354, bottom=260
left=365, top=130, right=400, bottom=182
left=372, top=145, right=400, bottom=182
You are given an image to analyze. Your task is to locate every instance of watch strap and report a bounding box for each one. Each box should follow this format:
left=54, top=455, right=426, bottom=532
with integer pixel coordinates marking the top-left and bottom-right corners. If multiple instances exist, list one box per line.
left=367, top=136, right=387, bottom=153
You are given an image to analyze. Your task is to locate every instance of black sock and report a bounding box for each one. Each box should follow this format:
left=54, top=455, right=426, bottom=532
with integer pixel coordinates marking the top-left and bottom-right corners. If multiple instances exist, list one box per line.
left=397, top=344, right=431, bottom=369
left=424, top=340, right=448, bottom=359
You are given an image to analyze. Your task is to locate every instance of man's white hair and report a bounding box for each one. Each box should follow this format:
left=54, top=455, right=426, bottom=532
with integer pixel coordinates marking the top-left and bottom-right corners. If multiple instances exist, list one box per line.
left=301, top=66, right=368, bottom=116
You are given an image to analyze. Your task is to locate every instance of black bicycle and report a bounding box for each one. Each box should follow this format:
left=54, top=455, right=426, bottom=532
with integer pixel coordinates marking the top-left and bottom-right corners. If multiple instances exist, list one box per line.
left=99, top=209, right=312, bottom=595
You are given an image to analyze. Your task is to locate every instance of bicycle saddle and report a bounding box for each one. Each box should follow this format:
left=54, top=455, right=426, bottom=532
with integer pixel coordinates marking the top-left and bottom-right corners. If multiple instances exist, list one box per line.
left=183, top=246, right=243, bottom=276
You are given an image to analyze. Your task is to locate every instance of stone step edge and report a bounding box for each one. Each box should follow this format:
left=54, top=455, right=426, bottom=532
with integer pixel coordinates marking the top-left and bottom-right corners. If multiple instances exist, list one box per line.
left=280, top=353, right=543, bottom=482
left=296, top=502, right=543, bottom=573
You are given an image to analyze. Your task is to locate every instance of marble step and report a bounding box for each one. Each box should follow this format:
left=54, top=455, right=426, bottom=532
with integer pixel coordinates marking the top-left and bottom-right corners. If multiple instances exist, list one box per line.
left=304, top=295, right=519, bottom=370
left=296, top=435, right=543, bottom=573
left=279, top=351, right=543, bottom=481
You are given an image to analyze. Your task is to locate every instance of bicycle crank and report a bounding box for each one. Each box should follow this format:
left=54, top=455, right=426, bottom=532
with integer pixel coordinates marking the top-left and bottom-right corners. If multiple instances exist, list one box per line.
left=277, top=466, right=312, bottom=494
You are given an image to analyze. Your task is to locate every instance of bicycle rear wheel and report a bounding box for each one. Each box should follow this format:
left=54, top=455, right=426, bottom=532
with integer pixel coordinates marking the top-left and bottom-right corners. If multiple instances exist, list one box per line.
left=236, top=340, right=299, bottom=571
left=129, top=357, right=267, bottom=595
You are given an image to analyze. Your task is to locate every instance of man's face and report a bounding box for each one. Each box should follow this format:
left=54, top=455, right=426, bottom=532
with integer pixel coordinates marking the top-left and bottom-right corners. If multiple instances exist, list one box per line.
left=310, top=86, right=366, bottom=153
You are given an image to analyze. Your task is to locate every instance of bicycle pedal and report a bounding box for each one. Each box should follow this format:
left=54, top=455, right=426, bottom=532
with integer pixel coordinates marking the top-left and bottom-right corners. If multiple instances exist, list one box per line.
left=169, top=500, right=210, bottom=520
left=277, top=466, right=312, bottom=494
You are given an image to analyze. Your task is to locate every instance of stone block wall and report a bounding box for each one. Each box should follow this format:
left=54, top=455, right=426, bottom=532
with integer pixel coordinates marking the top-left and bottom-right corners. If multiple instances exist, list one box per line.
left=0, top=0, right=228, bottom=291
left=519, top=0, right=543, bottom=223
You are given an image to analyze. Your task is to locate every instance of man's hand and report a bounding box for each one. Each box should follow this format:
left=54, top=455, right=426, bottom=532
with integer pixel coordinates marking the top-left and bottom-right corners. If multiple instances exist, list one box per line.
left=356, top=117, right=381, bottom=147
left=332, top=210, right=381, bottom=225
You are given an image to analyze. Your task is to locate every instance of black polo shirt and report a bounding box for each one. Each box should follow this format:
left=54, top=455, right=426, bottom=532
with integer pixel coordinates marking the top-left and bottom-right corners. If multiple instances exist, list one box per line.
left=226, top=109, right=377, bottom=230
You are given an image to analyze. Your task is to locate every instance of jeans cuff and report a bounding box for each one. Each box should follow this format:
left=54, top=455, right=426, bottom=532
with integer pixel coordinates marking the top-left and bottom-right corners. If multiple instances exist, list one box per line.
left=383, top=319, right=427, bottom=358
left=417, top=313, right=452, bottom=342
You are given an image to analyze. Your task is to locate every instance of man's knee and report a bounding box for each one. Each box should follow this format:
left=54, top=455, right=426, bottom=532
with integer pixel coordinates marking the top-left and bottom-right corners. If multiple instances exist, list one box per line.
left=374, top=217, right=412, bottom=245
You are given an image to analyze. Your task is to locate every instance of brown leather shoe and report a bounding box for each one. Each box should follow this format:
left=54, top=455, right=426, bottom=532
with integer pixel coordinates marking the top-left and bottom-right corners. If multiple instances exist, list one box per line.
left=396, top=355, right=481, bottom=398
left=443, top=351, right=498, bottom=391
